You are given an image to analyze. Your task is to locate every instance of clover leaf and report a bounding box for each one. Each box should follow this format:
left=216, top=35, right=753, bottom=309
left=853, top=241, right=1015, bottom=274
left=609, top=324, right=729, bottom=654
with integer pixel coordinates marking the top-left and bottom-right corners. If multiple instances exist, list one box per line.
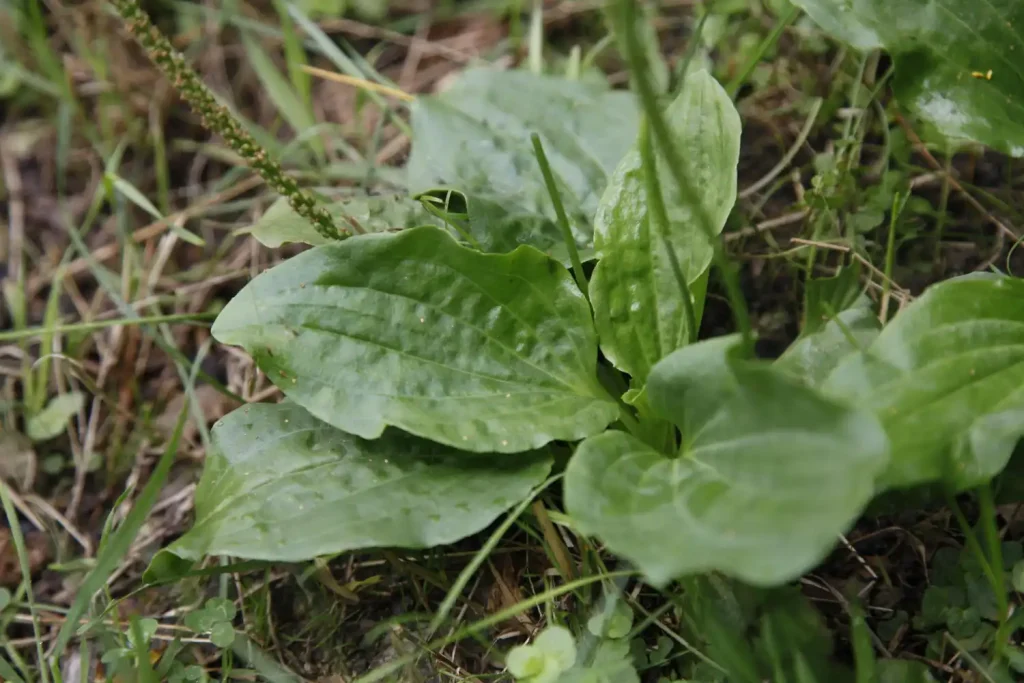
left=184, top=598, right=237, bottom=648
left=586, top=600, right=633, bottom=639
left=507, top=625, right=578, bottom=683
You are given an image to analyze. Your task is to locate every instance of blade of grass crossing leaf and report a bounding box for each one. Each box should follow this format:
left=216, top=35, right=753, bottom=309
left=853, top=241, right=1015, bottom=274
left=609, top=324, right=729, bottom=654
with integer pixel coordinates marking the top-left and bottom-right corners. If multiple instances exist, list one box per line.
left=54, top=405, right=189, bottom=655
left=639, top=118, right=697, bottom=345
left=0, top=481, right=49, bottom=683
left=427, top=475, right=562, bottom=637
left=530, top=134, right=588, bottom=298
left=614, top=0, right=753, bottom=352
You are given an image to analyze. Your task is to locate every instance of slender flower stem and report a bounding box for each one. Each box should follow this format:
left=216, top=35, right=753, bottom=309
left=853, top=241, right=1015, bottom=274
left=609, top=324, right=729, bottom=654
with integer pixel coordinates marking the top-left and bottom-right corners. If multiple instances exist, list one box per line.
left=615, top=0, right=754, bottom=353
left=639, top=119, right=698, bottom=344
left=109, top=0, right=344, bottom=241
left=531, top=133, right=589, bottom=299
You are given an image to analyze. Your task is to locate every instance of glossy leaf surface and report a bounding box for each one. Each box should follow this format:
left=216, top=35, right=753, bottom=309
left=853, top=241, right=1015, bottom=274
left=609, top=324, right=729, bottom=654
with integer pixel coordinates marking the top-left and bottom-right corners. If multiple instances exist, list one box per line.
left=589, top=70, right=740, bottom=382
left=566, top=339, right=888, bottom=586
left=407, top=68, right=639, bottom=254
left=213, top=226, right=617, bottom=452
left=159, top=402, right=552, bottom=563
left=792, top=0, right=1024, bottom=155
left=825, top=275, right=1024, bottom=490
left=244, top=194, right=442, bottom=247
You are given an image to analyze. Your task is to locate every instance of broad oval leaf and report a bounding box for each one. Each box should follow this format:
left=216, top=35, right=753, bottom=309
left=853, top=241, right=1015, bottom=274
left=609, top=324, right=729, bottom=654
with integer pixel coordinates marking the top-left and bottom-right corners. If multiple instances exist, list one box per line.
left=824, top=275, right=1024, bottom=490
left=407, top=67, right=639, bottom=255
left=156, top=402, right=552, bottom=566
left=589, top=70, right=740, bottom=382
left=242, top=194, right=443, bottom=248
left=566, top=341, right=889, bottom=587
left=791, top=0, right=1024, bottom=156
left=213, top=226, right=618, bottom=452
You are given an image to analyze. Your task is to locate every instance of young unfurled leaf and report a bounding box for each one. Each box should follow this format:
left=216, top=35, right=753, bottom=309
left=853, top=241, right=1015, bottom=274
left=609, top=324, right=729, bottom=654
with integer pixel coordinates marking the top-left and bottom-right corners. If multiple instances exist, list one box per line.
left=589, top=70, right=740, bottom=383
left=213, top=226, right=617, bottom=452
left=824, top=275, right=1024, bottom=490
left=791, top=0, right=1024, bottom=156
left=565, top=338, right=889, bottom=586
left=149, top=402, right=551, bottom=571
left=407, top=68, right=639, bottom=255
left=26, top=391, right=85, bottom=442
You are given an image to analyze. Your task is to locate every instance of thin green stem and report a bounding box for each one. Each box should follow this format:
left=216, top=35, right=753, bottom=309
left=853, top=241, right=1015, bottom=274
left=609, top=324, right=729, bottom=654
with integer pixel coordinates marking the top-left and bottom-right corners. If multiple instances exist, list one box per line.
left=0, top=312, right=216, bottom=343
left=947, top=492, right=1002, bottom=616
left=108, top=0, right=343, bottom=240
left=531, top=133, right=589, bottom=298
left=639, top=119, right=697, bottom=344
left=0, top=481, right=49, bottom=683
left=978, top=483, right=1010, bottom=661
left=615, top=0, right=753, bottom=352
left=668, top=6, right=711, bottom=94
left=933, top=146, right=953, bottom=262
left=427, top=475, right=562, bottom=637
left=879, top=191, right=907, bottom=323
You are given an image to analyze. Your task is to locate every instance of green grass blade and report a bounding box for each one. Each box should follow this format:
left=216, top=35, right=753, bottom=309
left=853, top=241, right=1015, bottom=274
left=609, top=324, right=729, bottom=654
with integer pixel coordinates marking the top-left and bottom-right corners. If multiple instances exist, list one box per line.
left=0, top=481, right=50, bottom=683
left=240, top=32, right=323, bottom=160
left=0, top=654, right=27, bottom=683
left=54, top=405, right=190, bottom=655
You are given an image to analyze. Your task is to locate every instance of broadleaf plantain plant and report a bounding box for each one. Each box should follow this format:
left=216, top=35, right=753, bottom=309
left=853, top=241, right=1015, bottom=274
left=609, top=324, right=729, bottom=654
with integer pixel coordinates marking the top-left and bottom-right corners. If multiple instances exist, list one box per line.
left=147, top=0, right=1024, bottom=617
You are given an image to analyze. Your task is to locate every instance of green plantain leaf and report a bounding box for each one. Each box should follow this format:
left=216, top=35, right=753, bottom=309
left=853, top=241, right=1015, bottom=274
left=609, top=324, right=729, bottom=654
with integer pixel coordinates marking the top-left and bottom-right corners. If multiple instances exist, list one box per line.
left=565, top=338, right=889, bottom=587
left=791, top=0, right=1024, bottom=156
left=824, top=274, right=1024, bottom=490
left=213, top=226, right=618, bottom=452
left=589, top=70, right=740, bottom=383
left=154, top=402, right=552, bottom=566
left=407, top=68, right=639, bottom=255
left=241, top=194, right=443, bottom=248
